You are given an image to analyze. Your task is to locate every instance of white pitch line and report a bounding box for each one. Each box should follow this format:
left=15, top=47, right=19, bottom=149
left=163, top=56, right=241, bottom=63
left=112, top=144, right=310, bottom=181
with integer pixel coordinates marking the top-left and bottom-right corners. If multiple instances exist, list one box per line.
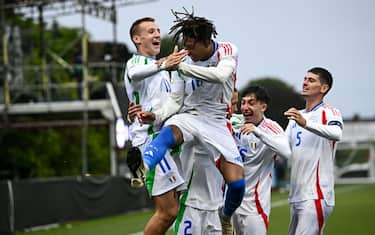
left=272, top=198, right=289, bottom=208
left=271, top=184, right=367, bottom=209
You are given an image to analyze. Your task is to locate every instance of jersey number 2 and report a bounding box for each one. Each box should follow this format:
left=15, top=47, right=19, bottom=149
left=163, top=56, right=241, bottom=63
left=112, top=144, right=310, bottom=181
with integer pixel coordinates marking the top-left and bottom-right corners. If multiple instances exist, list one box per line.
left=184, top=220, right=192, bottom=235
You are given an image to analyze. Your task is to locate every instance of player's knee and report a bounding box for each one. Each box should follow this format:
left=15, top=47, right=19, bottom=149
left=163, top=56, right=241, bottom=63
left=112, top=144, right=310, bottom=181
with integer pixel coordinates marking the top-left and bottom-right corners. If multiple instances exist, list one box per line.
left=220, top=159, right=244, bottom=183
left=166, top=204, right=179, bottom=220
left=156, top=205, right=178, bottom=224
left=155, top=197, right=179, bottom=222
left=169, top=125, right=183, bottom=144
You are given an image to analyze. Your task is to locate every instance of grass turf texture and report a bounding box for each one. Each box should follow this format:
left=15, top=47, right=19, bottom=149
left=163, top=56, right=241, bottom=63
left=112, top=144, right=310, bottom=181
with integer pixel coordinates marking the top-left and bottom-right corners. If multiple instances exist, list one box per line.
left=5, top=184, right=375, bottom=235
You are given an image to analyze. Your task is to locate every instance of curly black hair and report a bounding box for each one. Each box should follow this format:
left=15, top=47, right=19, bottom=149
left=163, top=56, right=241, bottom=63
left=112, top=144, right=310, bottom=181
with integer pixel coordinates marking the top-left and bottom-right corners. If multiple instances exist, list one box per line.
left=169, top=7, right=217, bottom=46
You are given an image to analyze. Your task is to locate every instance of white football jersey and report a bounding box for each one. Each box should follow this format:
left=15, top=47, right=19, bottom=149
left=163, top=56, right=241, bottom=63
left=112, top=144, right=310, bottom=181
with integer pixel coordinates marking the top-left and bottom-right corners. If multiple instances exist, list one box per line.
left=285, top=102, right=343, bottom=206
left=179, top=143, right=224, bottom=211
left=178, top=41, right=238, bottom=119
left=232, top=116, right=290, bottom=220
left=124, top=54, right=171, bottom=146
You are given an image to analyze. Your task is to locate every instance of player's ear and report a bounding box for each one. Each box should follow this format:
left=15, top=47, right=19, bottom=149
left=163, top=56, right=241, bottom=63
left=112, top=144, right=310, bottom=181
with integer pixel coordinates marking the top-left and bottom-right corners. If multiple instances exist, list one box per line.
left=321, top=84, right=329, bottom=94
left=133, top=35, right=141, bottom=45
left=261, top=103, right=268, bottom=112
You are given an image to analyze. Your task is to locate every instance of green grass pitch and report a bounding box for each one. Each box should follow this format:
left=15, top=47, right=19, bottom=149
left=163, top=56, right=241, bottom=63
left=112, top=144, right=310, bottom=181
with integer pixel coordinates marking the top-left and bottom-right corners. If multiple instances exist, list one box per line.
left=6, top=184, right=375, bottom=235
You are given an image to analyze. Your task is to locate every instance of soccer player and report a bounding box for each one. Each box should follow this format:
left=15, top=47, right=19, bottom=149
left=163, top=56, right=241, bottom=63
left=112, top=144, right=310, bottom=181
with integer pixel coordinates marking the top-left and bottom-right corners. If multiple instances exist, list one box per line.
left=174, top=88, right=242, bottom=234
left=137, top=11, right=245, bottom=235
left=173, top=143, right=224, bottom=234
left=124, top=17, right=187, bottom=235
left=284, top=67, right=343, bottom=235
left=231, top=86, right=291, bottom=235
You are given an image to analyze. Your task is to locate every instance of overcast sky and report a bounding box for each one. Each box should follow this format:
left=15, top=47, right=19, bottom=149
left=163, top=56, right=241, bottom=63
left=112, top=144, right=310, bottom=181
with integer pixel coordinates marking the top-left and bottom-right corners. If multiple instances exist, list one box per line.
left=50, top=0, right=375, bottom=119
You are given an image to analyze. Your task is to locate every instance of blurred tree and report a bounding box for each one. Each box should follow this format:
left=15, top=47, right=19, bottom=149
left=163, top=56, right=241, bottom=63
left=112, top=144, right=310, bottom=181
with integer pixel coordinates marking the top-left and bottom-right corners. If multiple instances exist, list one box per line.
left=240, top=77, right=305, bottom=129
left=158, top=36, right=176, bottom=59
left=0, top=126, right=109, bottom=179
left=0, top=10, right=121, bottom=179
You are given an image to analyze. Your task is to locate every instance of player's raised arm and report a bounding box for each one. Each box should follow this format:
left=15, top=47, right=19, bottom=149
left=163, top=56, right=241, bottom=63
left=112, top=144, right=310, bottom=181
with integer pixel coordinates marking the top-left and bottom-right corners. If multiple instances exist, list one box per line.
left=177, top=55, right=236, bottom=83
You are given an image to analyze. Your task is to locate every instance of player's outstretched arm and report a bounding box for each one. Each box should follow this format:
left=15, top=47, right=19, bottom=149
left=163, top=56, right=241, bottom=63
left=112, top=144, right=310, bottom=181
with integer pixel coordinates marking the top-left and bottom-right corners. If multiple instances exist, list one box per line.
left=253, top=123, right=292, bottom=159
left=127, top=61, right=163, bottom=81
left=177, top=56, right=236, bottom=83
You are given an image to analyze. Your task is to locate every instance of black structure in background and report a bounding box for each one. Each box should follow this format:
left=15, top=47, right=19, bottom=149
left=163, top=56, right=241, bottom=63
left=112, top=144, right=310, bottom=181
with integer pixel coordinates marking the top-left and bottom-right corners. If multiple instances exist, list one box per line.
left=0, top=176, right=152, bottom=233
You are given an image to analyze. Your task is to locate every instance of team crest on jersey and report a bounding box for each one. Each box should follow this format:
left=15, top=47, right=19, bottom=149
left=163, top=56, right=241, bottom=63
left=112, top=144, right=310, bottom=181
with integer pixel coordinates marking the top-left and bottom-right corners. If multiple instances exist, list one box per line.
left=249, top=142, right=257, bottom=150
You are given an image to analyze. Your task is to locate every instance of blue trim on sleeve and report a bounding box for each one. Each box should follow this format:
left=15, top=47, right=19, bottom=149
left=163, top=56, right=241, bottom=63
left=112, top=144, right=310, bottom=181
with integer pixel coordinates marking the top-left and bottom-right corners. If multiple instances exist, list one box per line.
left=328, top=120, right=343, bottom=129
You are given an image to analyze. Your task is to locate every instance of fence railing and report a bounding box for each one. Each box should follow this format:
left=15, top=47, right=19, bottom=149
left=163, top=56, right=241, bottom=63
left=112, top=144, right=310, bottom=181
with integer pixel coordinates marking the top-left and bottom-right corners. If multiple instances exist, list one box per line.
left=1, top=62, right=125, bottom=104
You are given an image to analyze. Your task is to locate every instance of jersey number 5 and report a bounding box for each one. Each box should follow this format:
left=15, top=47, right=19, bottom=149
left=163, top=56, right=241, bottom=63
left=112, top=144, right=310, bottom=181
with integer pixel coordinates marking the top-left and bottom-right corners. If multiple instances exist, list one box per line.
left=296, top=131, right=302, bottom=146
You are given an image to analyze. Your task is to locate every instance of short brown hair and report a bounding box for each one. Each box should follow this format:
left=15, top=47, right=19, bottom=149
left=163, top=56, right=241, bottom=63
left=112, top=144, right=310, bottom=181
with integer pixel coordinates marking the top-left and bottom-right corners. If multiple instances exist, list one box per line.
left=129, top=17, right=155, bottom=44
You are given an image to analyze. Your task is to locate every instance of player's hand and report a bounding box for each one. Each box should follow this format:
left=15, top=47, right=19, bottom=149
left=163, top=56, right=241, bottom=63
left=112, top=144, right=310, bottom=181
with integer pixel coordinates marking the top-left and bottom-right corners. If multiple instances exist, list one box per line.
left=284, top=107, right=306, bottom=127
left=155, top=57, right=166, bottom=67
left=240, top=123, right=256, bottom=134
left=163, top=45, right=188, bottom=70
left=137, top=111, right=156, bottom=125
left=127, top=102, right=142, bottom=123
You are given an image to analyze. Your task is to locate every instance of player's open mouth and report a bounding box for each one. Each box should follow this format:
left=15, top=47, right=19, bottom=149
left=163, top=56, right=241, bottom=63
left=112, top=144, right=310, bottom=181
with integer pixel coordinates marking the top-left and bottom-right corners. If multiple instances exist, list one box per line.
left=152, top=41, right=160, bottom=46
left=243, top=112, right=253, bottom=117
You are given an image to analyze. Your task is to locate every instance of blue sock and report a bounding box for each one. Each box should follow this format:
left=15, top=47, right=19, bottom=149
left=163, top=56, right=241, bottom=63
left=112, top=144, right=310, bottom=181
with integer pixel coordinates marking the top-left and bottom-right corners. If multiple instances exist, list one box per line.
left=143, top=126, right=176, bottom=170
left=223, top=178, right=245, bottom=218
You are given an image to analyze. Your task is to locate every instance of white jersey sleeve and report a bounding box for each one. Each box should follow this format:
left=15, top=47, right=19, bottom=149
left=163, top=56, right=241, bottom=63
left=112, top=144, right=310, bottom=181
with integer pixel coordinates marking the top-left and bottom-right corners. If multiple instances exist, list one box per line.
left=177, top=43, right=238, bottom=84
left=304, top=105, right=343, bottom=141
left=254, top=120, right=292, bottom=159
left=126, top=55, right=161, bottom=81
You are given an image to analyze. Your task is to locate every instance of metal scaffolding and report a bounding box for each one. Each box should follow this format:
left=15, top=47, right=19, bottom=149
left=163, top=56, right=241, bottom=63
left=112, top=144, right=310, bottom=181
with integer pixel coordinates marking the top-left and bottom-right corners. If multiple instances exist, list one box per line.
left=0, top=0, right=158, bottom=176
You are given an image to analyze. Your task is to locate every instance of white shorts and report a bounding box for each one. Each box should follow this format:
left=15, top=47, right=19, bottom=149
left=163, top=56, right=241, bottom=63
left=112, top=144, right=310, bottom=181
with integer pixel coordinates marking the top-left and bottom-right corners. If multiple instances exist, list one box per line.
left=138, top=136, right=184, bottom=197
left=174, top=205, right=222, bottom=235
left=165, top=113, right=243, bottom=167
left=288, top=199, right=333, bottom=235
left=233, top=213, right=267, bottom=235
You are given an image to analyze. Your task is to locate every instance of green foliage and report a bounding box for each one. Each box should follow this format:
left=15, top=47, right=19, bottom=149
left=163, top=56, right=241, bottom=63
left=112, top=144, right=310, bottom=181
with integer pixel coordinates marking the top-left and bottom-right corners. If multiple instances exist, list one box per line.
left=335, top=148, right=370, bottom=167
left=0, top=126, right=110, bottom=179
left=158, top=36, right=177, bottom=59
left=240, top=77, right=305, bottom=128
left=0, top=12, right=114, bottom=180
left=86, top=126, right=110, bottom=174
